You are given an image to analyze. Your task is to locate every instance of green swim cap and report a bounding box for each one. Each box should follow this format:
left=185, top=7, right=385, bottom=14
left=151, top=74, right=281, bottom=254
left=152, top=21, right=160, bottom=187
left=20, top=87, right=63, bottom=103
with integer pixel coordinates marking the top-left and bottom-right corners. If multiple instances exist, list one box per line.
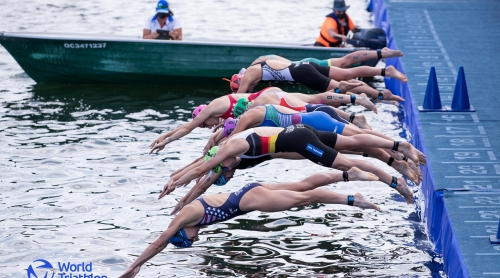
left=233, top=97, right=250, bottom=118
left=205, top=146, right=223, bottom=173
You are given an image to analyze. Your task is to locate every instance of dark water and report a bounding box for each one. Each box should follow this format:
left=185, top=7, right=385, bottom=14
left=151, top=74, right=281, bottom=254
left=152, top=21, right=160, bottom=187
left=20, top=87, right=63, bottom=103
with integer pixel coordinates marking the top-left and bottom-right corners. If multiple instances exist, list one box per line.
left=0, top=0, right=443, bottom=277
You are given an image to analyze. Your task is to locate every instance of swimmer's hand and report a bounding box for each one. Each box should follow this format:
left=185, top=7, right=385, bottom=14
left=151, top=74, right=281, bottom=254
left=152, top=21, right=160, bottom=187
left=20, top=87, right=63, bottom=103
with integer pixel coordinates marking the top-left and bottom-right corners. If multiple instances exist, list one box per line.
left=149, top=137, right=170, bottom=154
left=118, top=265, right=141, bottom=278
left=213, top=118, right=225, bottom=133
left=149, top=134, right=167, bottom=148
left=158, top=179, right=175, bottom=199
left=203, top=137, right=216, bottom=154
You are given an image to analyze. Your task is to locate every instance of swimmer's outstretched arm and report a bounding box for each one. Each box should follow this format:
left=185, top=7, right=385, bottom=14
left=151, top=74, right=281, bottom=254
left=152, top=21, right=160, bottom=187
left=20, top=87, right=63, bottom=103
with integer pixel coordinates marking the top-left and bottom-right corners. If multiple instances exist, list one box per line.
left=170, top=156, right=204, bottom=178
left=149, top=104, right=218, bottom=154
left=204, top=129, right=225, bottom=153
left=118, top=209, right=194, bottom=278
left=230, top=109, right=262, bottom=135
left=235, top=67, right=259, bottom=94
left=171, top=171, right=220, bottom=215
left=149, top=124, right=186, bottom=149
left=159, top=142, right=245, bottom=199
left=170, top=157, right=205, bottom=184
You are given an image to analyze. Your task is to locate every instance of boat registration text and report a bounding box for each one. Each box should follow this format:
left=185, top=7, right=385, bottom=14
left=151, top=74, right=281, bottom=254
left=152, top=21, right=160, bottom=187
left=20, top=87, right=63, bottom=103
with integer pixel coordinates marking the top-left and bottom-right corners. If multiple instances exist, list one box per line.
left=64, top=43, right=107, bottom=49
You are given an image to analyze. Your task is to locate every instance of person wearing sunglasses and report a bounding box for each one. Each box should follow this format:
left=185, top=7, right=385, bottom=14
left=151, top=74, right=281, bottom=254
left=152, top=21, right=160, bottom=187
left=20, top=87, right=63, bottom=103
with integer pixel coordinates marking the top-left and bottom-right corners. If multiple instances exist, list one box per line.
left=143, top=0, right=182, bottom=40
left=315, top=0, right=359, bottom=47
left=118, top=167, right=381, bottom=278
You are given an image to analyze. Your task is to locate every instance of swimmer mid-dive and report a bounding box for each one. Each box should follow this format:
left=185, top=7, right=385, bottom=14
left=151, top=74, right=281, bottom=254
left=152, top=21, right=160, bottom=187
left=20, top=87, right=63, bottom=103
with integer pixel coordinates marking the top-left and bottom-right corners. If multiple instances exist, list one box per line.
left=162, top=125, right=417, bottom=204
left=118, top=168, right=380, bottom=278
left=254, top=47, right=404, bottom=68
left=228, top=53, right=407, bottom=98
left=220, top=104, right=419, bottom=180
left=148, top=86, right=379, bottom=154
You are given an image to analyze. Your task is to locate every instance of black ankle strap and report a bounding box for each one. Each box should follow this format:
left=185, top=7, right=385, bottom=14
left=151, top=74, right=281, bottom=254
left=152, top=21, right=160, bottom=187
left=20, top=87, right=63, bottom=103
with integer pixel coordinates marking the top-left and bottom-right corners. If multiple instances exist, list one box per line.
left=347, top=195, right=354, bottom=206
left=377, top=49, right=382, bottom=59
left=350, top=94, right=356, bottom=104
left=392, top=141, right=399, bottom=152
left=381, top=68, right=386, bottom=77
left=402, top=155, right=408, bottom=162
left=378, top=92, right=383, bottom=100
left=334, top=87, right=341, bottom=94
left=387, top=157, right=394, bottom=166
left=343, top=171, right=349, bottom=182
left=349, top=113, right=356, bottom=123
left=390, top=176, right=398, bottom=188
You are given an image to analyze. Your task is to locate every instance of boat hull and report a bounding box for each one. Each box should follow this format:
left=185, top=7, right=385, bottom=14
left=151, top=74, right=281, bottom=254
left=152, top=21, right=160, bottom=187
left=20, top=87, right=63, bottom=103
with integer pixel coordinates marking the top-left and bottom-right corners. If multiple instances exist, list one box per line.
left=0, top=32, right=356, bottom=85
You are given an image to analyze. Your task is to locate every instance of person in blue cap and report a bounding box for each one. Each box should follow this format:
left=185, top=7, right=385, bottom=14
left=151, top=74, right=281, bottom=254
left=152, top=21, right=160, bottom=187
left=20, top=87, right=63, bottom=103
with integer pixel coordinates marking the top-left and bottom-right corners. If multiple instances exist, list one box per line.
left=315, top=0, right=359, bottom=47
left=118, top=167, right=381, bottom=278
left=143, top=0, right=182, bottom=40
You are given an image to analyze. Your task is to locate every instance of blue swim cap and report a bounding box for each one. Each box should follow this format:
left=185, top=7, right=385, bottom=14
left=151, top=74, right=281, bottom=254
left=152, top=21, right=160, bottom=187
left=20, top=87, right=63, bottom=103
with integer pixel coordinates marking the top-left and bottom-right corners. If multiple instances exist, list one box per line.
left=212, top=171, right=230, bottom=186
left=169, top=228, right=192, bottom=248
left=156, top=0, right=169, bottom=13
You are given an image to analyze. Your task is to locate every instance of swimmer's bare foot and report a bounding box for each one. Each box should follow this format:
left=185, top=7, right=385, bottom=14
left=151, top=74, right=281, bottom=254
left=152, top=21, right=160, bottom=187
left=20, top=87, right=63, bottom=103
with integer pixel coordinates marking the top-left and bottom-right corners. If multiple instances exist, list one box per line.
left=353, top=192, right=381, bottom=211
left=380, top=89, right=405, bottom=102
left=394, top=177, right=414, bottom=204
left=392, top=160, right=419, bottom=184
left=415, top=149, right=427, bottom=166
left=351, top=114, right=372, bottom=130
left=397, top=142, right=419, bottom=165
left=385, top=66, right=408, bottom=83
left=387, top=149, right=403, bottom=161
left=339, top=80, right=363, bottom=93
left=381, top=47, right=404, bottom=58
left=405, top=158, right=422, bottom=182
left=355, top=93, right=377, bottom=114
left=347, top=167, right=379, bottom=182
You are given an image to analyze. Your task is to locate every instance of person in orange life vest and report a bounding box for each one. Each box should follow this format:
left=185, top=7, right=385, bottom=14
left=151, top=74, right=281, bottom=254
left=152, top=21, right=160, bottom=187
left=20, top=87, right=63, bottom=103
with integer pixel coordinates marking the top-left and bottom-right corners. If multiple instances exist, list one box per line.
left=315, top=0, right=359, bottom=47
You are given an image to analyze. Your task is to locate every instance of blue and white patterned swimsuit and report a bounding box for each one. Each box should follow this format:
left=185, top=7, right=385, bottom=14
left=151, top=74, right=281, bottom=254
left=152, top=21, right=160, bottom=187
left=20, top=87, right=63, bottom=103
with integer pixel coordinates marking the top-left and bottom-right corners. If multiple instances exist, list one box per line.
left=196, top=183, right=261, bottom=226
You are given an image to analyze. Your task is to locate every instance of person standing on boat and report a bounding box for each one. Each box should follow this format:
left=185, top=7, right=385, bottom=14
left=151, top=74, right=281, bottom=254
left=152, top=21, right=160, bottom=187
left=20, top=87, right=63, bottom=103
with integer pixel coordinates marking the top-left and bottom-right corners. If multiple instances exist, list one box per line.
left=315, top=0, right=358, bottom=47
left=143, top=0, right=182, bottom=40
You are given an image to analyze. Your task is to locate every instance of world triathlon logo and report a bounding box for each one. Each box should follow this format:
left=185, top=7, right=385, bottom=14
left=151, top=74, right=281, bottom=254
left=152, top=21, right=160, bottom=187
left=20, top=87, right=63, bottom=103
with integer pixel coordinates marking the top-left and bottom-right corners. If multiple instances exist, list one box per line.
left=27, top=259, right=108, bottom=278
left=27, top=259, right=55, bottom=278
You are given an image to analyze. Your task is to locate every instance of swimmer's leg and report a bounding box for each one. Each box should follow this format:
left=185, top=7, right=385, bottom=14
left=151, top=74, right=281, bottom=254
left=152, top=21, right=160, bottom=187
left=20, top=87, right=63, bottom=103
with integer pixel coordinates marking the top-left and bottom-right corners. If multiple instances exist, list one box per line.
left=378, top=89, right=405, bottom=102
left=326, top=80, right=384, bottom=101
left=353, top=147, right=419, bottom=184
left=328, top=66, right=406, bottom=82
left=329, top=47, right=404, bottom=68
left=334, top=134, right=417, bottom=162
left=331, top=154, right=414, bottom=204
left=309, top=92, right=377, bottom=113
left=333, top=110, right=373, bottom=130
left=262, top=167, right=378, bottom=192
left=242, top=182, right=380, bottom=212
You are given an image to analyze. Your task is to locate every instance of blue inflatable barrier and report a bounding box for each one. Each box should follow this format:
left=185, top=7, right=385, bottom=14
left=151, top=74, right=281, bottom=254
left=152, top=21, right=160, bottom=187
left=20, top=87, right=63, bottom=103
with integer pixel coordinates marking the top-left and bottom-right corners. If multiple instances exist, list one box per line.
left=372, top=0, right=469, bottom=277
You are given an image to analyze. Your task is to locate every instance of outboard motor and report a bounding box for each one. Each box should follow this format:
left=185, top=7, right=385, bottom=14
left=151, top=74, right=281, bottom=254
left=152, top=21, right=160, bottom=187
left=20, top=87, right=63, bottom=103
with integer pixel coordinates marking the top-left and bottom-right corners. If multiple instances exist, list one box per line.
left=347, top=28, right=387, bottom=67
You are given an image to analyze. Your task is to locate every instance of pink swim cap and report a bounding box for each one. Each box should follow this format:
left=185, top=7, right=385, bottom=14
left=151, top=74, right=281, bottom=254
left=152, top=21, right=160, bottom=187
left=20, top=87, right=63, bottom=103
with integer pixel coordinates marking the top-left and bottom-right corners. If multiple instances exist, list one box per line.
left=192, top=104, right=207, bottom=128
left=223, top=117, right=238, bottom=137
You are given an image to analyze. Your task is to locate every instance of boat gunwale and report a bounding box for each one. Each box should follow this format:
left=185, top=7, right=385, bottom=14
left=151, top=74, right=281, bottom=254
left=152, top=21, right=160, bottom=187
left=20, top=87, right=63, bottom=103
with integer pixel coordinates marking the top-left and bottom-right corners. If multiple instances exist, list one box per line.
left=0, top=32, right=357, bottom=53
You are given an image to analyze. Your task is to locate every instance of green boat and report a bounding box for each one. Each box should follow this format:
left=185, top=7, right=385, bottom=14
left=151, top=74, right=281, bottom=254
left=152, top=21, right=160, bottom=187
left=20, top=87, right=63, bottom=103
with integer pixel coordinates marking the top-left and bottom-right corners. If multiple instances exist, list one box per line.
left=0, top=32, right=356, bottom=85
